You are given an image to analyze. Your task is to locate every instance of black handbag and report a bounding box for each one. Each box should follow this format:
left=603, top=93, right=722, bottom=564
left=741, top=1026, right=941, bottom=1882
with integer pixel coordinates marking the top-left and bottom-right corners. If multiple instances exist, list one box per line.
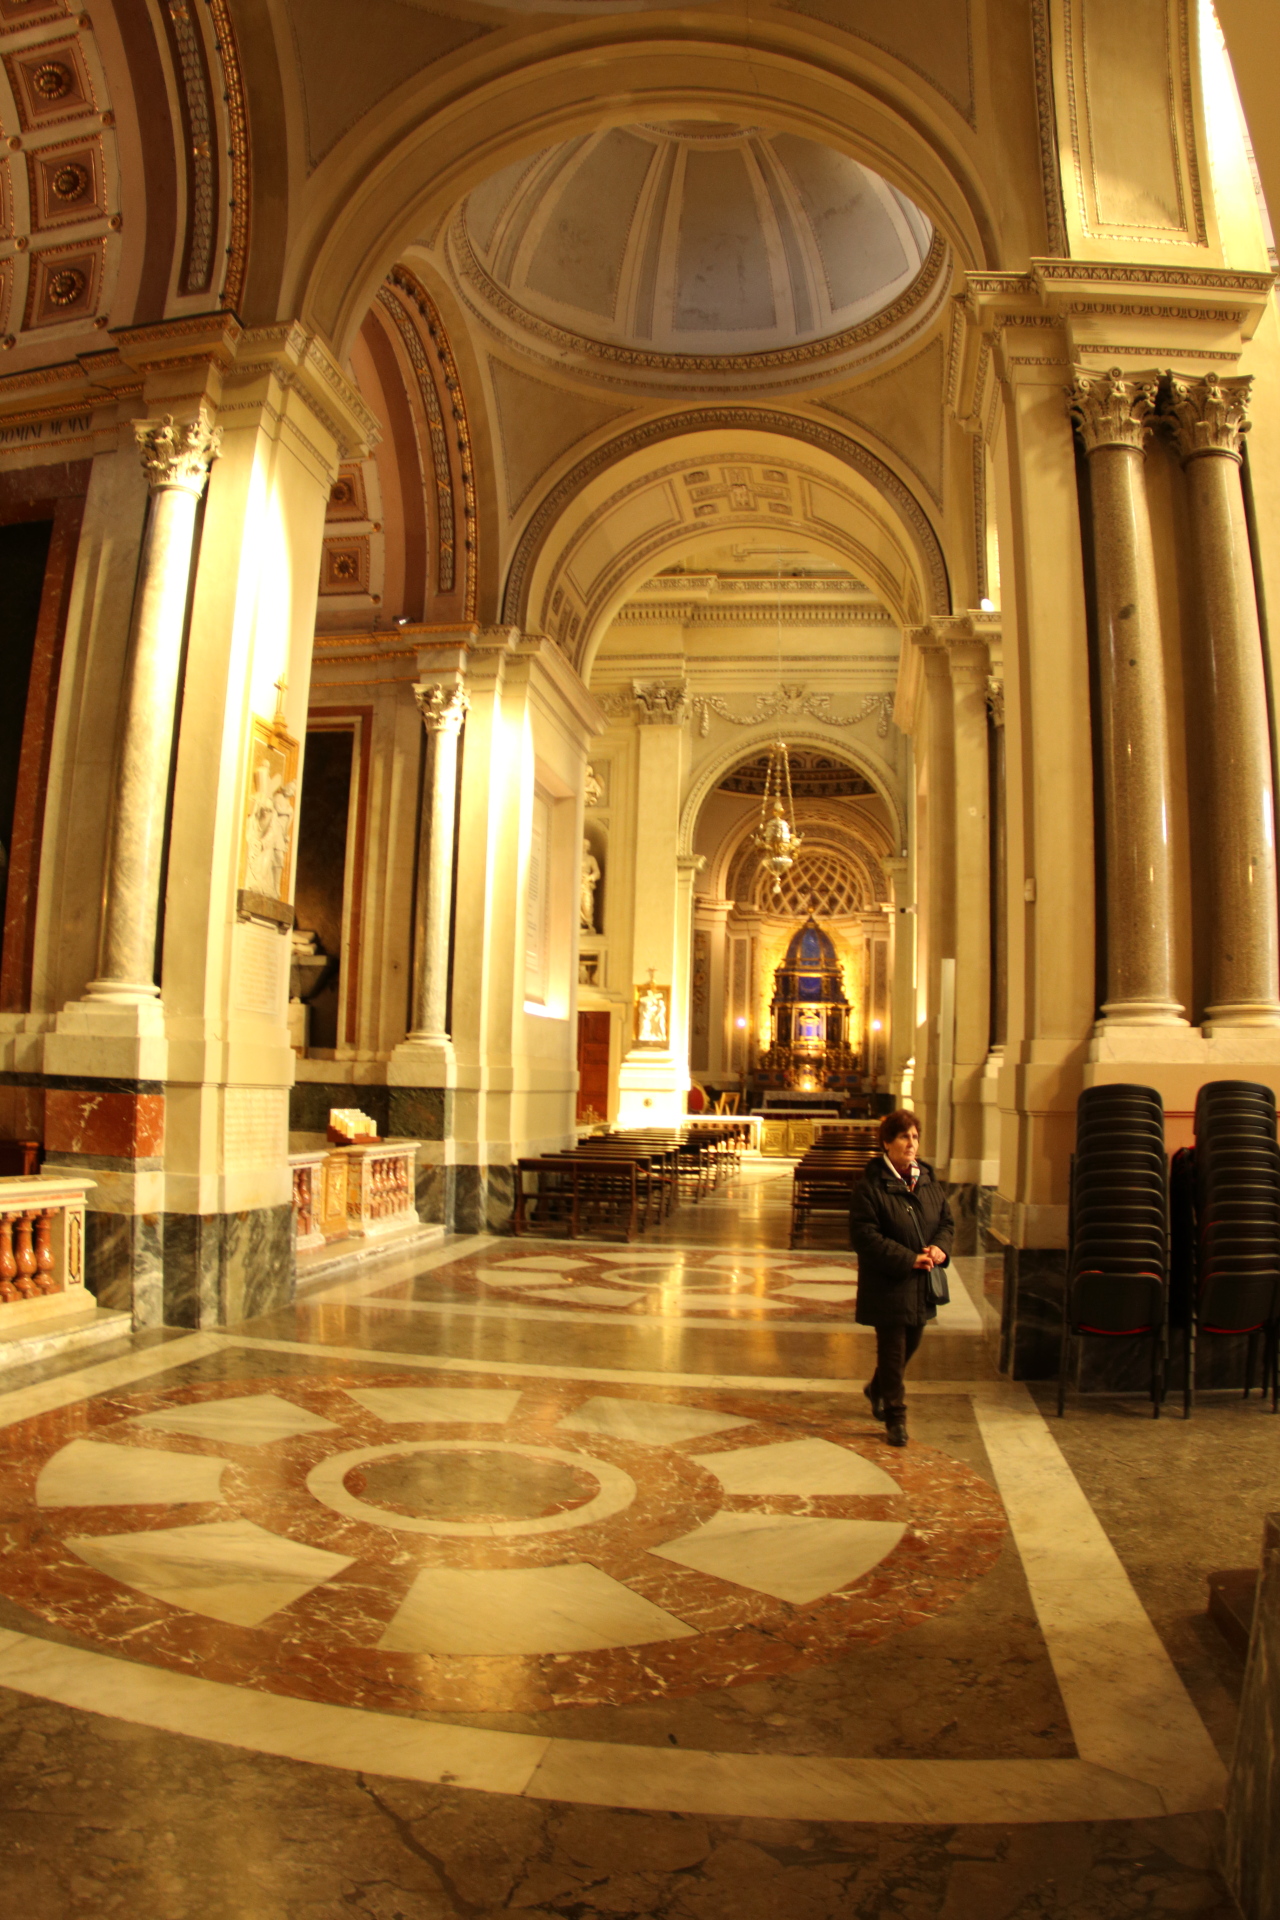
left=903, top=1183, right=950, bottom=1305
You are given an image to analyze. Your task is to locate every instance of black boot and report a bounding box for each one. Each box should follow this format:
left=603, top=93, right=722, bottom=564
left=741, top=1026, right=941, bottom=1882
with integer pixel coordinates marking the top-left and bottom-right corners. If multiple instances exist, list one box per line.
left=863, top=1382, right=885, bottom=1423
left=886, top=1420, right=908, bottom=1448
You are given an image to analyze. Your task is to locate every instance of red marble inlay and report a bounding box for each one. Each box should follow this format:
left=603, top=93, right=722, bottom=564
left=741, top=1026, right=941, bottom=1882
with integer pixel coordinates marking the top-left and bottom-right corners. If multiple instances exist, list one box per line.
left=44, top=1089, right=165, bottom=1159
left=0, top=1370, right=1007, bottom=1718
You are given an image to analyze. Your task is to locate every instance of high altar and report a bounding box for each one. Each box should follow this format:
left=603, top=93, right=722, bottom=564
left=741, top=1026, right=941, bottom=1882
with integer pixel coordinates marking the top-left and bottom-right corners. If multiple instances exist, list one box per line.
left=757, top=917, right=860, bottom=1092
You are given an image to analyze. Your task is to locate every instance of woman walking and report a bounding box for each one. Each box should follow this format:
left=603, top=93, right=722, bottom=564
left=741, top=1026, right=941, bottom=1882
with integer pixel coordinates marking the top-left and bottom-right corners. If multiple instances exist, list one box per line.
left=849, top=1110, right=954, bottom=1448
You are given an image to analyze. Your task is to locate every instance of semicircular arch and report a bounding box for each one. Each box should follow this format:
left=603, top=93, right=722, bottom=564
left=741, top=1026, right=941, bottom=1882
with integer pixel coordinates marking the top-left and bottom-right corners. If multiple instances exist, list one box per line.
left=680, top=725, right=906, bottom=865
left=507, top=414, right=950, bottom=665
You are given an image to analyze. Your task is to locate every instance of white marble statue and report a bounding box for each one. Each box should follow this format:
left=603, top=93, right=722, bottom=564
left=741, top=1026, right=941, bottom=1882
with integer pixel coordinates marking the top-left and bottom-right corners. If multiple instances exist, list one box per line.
left=580, top=837, right=601, bottom=931
left=637, top=982, right=667, bottom=1046
left=244, top=766, right=297, bottom=899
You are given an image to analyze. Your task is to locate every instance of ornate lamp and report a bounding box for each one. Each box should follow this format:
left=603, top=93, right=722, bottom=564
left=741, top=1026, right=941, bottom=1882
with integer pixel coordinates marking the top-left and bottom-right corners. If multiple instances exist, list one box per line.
left=751, top=736, right=802, bottom=900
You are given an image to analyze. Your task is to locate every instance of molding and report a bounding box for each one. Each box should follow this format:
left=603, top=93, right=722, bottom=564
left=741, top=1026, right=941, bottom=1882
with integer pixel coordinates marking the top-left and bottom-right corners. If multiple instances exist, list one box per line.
left=448, top=209, right=950, bottom=382
left=688, top=687, right=895, bottom=740
left=614, top=601, right=891, bottom=627
left=206, top=0, right=249, bottom=311
left=1030, top=0, right=1069, bottom=256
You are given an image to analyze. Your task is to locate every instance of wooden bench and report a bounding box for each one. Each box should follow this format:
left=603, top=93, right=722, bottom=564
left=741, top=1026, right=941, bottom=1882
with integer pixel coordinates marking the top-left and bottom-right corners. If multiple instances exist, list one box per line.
left=514, top=1157, right=640, bottom=1242
left=790, top=1153, right=868, bottom=1246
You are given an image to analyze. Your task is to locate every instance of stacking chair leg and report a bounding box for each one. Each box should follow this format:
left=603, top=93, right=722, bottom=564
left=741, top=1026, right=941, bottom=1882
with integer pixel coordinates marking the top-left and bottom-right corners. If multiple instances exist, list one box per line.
left=1186, top=1312, right=1197, bottom=1419
left=1244, top=1331, right=1258, bottom=1400
left=1057, top=1315, right=1070, bottom=1418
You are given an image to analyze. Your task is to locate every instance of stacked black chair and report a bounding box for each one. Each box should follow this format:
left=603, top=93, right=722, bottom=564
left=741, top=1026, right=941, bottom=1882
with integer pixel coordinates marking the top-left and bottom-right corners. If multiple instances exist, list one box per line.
left=1180, top=1080, right=1280, bottom=1417
left=1059, top=1084, right=1168, bottom=1417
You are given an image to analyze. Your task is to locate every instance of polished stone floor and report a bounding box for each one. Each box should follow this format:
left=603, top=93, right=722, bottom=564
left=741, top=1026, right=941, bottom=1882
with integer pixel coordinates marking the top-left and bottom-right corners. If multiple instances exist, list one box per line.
left=0, top=1160, right=1269, bottom=1916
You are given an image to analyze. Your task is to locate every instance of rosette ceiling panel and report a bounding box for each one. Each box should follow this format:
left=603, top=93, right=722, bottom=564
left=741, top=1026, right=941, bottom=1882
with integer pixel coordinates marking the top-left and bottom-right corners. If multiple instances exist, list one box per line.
left=450, top=122, right=945, bottom=388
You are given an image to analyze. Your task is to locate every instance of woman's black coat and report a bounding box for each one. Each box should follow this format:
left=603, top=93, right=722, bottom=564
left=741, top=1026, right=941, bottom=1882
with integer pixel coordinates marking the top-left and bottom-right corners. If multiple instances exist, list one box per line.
left=849, top=1157, right=955, bottom=1327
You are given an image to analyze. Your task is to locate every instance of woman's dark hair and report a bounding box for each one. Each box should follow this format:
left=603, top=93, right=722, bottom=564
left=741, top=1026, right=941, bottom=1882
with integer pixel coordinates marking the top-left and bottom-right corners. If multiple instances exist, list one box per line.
left=879, top=1108, right=922, bottom=1147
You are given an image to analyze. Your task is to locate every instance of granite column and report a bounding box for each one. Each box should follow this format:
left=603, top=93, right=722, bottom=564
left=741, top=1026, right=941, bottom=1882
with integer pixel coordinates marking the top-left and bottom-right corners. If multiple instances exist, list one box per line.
left=1070, top=368, right=1183, bottom=1026
left=1165, top=372, right=1280, bottom=1027
left=408, top=680, right=469, bottom=1043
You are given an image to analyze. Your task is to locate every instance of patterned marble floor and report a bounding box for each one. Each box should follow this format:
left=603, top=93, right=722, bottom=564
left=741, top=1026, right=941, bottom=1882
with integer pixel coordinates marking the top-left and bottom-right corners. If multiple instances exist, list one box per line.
left=0, top=1165, right=1265, bottom=1916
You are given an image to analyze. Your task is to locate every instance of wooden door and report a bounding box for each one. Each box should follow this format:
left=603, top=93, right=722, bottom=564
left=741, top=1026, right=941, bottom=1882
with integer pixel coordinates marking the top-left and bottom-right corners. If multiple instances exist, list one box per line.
left=577, top=1011, right=611, bottom=1123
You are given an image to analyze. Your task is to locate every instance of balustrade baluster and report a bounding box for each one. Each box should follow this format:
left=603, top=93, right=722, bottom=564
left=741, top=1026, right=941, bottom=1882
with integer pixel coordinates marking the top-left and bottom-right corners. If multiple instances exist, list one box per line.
left=33, top=1210, right=56, bottom=1292
left=0, top=1215, right=17, bottom=1302
left=13, top=1212, right=38, bottom=1297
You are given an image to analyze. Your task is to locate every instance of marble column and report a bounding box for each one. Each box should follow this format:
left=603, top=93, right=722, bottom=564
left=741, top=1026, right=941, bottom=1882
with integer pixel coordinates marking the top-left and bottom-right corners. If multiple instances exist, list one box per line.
left=1070, top=368, right=1183, bottom=1025
left=947, top=634, right=992, bottom=1078
left=407, top=681, right=469, bottom=1042
left=918, top=634, right=957, bottom=1145
left=1164, top=373, right=1280, bottom=1027
left=882, top=854, right=915, bottom=1097
left=987, top=676, right=1008, bottom=1049
left=86, top=410, right=220, bottom=1005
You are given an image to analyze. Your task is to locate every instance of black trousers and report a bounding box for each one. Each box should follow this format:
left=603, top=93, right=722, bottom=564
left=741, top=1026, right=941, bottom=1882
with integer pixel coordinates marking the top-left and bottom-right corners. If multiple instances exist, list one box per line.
left=868, top=1322, right=925, bottom=1421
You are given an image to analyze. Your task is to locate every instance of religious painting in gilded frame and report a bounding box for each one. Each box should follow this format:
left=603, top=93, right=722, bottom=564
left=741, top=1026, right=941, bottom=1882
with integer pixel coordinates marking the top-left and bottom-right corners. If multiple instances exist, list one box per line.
left=237, top=715, right=299, bottom=928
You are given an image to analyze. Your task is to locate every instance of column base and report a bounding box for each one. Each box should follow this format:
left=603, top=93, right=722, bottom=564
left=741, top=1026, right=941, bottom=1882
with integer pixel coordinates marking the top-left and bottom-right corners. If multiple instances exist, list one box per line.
left=1096, top=999, right=1187, bottom=1027
left=1203, top=1002, right=1280, bottom=1032
left=45, top=995, right=169, bottom=1081
left=387, top=1037, right=457, bottom=1087
left=617, top=1052, right=686, bottom=1129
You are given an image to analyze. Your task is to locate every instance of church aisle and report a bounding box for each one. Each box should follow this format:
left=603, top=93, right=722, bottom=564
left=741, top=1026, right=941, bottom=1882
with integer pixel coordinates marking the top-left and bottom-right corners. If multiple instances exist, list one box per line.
left=0, top=1172, right=1265, bottom=1916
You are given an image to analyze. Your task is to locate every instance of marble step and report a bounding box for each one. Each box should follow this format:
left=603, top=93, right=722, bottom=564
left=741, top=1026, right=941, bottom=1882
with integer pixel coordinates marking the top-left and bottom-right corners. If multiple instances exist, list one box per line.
left=295, top=1221, right=446, bottom=1292
left=0, top=1302, right=133, bottom=1374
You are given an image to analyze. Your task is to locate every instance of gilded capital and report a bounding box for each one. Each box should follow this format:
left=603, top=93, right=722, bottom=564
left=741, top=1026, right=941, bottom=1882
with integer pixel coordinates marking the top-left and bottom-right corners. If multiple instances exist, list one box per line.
left=415, top=682, right=469, bottom=734
left=1163, top=371, right=1252, bottom=464
left=632, top=679, right=689, bottom=726
left=134, top=408, right=221, bottom=493
left=1069, top=367, right=1157, bottom=454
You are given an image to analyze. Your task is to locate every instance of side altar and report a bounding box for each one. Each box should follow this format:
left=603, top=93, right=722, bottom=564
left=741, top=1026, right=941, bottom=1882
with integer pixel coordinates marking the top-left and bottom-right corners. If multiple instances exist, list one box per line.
left=756, top=916, right=860, bottom=1092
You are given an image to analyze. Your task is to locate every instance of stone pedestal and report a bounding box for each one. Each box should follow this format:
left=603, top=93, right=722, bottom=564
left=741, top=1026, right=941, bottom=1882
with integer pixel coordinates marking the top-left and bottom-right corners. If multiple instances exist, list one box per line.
left=1225, top=1513, right=1280, bottom=1920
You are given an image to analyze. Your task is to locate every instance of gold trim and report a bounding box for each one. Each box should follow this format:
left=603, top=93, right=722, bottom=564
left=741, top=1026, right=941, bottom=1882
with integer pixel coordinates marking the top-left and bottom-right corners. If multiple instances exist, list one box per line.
left=207, top=0, right=249, bottom=312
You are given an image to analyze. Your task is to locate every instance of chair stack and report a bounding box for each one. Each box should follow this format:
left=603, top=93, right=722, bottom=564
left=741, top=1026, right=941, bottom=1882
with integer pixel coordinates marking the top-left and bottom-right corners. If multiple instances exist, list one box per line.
left=1183, top=1080, right=1280, bottom=1416
left=1059, top=1083, right=1169, bottom=1417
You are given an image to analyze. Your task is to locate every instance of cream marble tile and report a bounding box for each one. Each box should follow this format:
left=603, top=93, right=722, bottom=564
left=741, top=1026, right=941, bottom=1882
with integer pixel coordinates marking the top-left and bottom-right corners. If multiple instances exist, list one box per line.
left=557, top=1397, right=753, bottom=1446
left=488, top=1256, right=594, bottom=1271
left=972, top=1396, right=1227, bottom=1809
left=130, top=1392, right=337, bottom=1446
left=0, top=1630, right=550, bottom=1798
left=531, top=1285, right=645, bottom=1307
left=36, top=1438, right=230, bottom=1509
left=524, top=1744, right=1167, bottom=1823
left=475, top=1270, right=564, bottom=1288
left=702, top=1252, right=796, bottom=1270
left=380, top=1562, right=697, bottom=1655
left=933, top=1289, right=983, bottom=1330
left=691, top=1437, right=900, bottom=1498
left=0, top=1333, right=227, bottom=1432
left=649, top=1511, right=906, bottom=1604
left=775, top=1264, right=859, bottom=1281
left=344, top=1386, right=522, bottom=1425
left=65, top=1519, right=353, bottom=1627
left=775, top=1283, right=858, bottom=1303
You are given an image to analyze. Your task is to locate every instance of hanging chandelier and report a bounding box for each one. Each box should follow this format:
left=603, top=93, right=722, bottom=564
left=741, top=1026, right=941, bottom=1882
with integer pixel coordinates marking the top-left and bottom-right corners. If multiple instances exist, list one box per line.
left=752, top=736, right=803, bottom=900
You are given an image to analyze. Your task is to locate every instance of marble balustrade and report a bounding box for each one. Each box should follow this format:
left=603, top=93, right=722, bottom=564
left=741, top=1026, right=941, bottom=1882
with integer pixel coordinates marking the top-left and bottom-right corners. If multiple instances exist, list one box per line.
left=0, top=1174, right=95, bottom=1323
left=289, top=1142, right=420, bottom=1254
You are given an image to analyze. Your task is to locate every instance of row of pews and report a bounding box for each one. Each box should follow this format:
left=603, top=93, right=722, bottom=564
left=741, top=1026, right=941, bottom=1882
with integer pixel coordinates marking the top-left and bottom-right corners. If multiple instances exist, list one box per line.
left=789, top=1125, right=880, bottom=1247
left=514, top=1124, right=749, bottom=1242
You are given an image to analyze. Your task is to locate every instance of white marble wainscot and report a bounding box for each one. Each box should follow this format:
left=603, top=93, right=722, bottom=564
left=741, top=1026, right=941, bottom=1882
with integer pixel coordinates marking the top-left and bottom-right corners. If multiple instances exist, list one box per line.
left=342, top=1140, right=421, bottom=1239
left=288, top=1151, right=326, bottom=1253
left=1225, top=1512, right=1280, bottom=1920
left=0, top=1173, right=95, bottom=1325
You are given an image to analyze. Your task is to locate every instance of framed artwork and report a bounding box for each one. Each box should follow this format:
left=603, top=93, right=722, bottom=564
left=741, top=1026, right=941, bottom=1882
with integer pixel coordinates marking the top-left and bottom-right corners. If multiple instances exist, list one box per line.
left=633, top=977, right=670, bottom=1049
left=238, top=715, right=299, bottom=928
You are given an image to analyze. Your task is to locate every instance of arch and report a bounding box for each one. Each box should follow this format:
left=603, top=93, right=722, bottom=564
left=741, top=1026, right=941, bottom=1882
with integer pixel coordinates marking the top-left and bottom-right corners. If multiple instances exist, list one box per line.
left=285, top=36, right=1001, bottom=353
left=679, top=726, right=907, bottom=866
left=503, top=410, right=951, bottom=648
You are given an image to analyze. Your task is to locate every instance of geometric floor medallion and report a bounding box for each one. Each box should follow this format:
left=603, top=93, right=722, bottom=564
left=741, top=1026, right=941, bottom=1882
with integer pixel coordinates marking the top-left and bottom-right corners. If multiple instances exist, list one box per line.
left=0, top=1371, right=1007, bottom=1715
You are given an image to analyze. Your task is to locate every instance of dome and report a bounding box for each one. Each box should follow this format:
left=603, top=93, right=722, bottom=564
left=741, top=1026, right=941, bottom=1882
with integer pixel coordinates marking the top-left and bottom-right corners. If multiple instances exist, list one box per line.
left=454, top=122, right=938, bottom=367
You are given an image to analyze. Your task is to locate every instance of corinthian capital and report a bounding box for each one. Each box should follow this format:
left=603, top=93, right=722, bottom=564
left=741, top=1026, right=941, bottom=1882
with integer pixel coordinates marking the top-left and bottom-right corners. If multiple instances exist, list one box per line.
left=1163, top=371, right=1252, bottom=464
left=632, top=679, right=688, bottom=726
left=134, top=408, right=221, bottom=493
left=1069, top=367, right=1157, bottom=454
left=415, top=681, right=469, bottom=734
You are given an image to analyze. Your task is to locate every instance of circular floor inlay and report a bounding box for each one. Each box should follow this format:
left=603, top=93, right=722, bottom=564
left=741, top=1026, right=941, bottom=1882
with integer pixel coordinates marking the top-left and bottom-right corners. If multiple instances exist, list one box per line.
left=306, top=1440, right=636, bottom=1538
left=347, top=1447, right=600, bottom=1524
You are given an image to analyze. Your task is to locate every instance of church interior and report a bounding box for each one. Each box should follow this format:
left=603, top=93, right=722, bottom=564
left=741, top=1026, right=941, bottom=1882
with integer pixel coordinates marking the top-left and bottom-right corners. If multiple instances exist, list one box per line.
left=0, top=0, right=1278, bottom=1912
